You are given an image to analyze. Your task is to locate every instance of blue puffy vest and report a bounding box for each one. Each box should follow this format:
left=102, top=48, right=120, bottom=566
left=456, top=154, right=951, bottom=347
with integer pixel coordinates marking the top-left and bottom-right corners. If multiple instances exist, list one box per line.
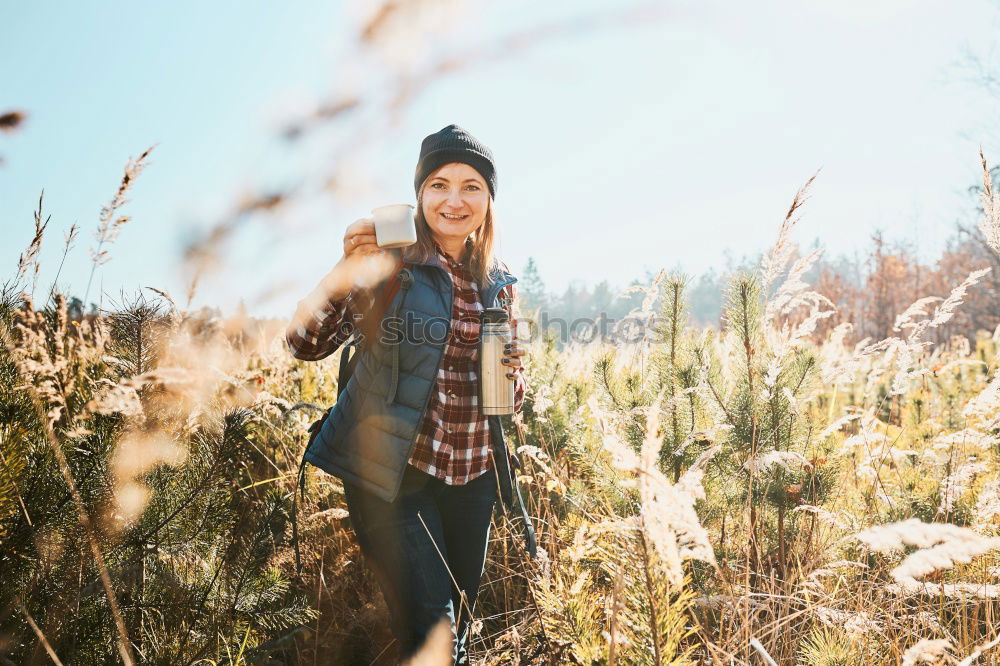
left=303, top=248, right=518, bottom=503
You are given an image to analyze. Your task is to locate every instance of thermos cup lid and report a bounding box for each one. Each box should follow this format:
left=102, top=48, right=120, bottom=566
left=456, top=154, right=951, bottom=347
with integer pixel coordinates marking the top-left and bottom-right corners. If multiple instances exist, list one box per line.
left=481, top=307, right=509, bottom=324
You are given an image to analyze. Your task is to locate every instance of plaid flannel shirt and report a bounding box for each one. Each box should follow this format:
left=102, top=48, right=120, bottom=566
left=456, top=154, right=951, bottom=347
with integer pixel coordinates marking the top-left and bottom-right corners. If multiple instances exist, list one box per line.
left=287, top=245, right=526, bottom=485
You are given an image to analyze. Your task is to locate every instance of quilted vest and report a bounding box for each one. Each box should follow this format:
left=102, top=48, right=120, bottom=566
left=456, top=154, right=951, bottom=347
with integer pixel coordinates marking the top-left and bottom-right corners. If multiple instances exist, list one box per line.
left=302, top=248, right=518, bottom=504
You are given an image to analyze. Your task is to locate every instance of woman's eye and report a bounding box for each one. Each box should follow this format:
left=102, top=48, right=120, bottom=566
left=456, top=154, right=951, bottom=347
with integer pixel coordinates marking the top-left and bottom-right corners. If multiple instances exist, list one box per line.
left=430, top=182, right=479, bottom=191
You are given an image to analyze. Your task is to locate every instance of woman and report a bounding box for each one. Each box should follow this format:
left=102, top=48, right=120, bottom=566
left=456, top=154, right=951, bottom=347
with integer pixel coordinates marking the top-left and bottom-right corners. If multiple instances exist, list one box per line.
left=286, top=124, right=532, bottom=663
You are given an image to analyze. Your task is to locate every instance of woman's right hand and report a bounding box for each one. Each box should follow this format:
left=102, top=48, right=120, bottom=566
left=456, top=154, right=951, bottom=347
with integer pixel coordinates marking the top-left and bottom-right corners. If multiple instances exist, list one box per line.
left=342, top=218, right=384, bottom=258
left=320, top=218, right=397, bottom=302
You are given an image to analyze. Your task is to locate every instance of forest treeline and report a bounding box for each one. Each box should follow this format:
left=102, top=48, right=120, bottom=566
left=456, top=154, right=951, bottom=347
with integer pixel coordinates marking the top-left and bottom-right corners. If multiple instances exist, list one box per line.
left=520, top=222, right=1000, bottom=347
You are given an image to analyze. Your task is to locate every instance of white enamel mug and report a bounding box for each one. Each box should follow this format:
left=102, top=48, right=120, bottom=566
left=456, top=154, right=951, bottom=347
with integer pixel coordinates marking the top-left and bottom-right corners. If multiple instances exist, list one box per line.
left=371, top=204, right=418, bottom=248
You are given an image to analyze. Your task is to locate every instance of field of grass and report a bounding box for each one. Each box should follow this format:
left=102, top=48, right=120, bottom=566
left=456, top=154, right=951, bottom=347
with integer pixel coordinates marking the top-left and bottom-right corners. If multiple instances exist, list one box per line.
left=5, top=162, right=1000, bottom=665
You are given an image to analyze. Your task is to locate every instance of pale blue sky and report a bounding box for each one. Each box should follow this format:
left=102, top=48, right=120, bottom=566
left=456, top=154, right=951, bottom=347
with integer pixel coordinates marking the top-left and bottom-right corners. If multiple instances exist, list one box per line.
left=3, top=1, right=999, bottom=316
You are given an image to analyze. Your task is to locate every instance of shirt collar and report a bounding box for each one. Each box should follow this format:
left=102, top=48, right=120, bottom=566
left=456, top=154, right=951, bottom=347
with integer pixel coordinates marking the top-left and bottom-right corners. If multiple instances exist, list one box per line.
left=432, top=237, right=474, bottom=269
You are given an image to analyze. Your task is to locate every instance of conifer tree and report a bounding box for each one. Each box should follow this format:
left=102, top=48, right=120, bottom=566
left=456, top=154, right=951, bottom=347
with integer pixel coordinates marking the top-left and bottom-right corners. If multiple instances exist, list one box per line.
left=520, top=257, right=548, bottom=312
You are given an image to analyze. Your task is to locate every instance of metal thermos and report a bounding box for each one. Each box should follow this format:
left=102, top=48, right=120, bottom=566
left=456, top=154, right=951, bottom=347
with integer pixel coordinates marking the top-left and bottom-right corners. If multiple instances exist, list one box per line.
left=480, top=307, right=514, bottom=415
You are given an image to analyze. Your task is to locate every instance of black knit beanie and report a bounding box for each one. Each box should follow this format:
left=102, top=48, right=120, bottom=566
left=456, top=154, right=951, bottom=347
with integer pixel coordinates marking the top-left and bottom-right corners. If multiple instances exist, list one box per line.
left=414, top=124, right=497, bottom=200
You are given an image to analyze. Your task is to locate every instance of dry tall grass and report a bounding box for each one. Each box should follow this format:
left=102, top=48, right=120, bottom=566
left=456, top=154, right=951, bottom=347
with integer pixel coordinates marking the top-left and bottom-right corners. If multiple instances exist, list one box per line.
left=5, top=154, right=1000, bottom=665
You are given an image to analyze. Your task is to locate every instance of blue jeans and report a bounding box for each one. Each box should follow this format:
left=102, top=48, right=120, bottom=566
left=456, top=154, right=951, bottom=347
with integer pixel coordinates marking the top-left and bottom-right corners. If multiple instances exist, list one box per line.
left=343, top=464, right=498, bottom=664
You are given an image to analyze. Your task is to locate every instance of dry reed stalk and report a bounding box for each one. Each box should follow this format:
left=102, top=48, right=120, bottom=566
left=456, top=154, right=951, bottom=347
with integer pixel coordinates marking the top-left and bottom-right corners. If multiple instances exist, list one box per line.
left=958, top=635, right=1000, bottom=666
left=0, top=320, right=136, bottom=666
left=764, top=247, right=835, bottom=332
left=46, top=222, right=79, bottom=307
left=19, top=602, right=65, bottom=666
left=590, top=393, right=716, bottom=587
left=856, top=520, right=1000, bottom=598
left=144, top=286, right=177, bottom=312
left=979, top=149, right=1000, bottom=258
left=0, top=109, right=26, bottom=131
left=606, top=564, right=625, bottom=666
left=0, top=438, right=32, bottom=532
left=17, top=190, right=49, bottom=295
left=904, top=268, right=991, bottom=344
left=415, top=511, right=470, bottom=648
left=749, top=637, right=778, bottom=666
left=84, top=145, right=155, bottom=304
left=760, top=170, right=820, bottom=293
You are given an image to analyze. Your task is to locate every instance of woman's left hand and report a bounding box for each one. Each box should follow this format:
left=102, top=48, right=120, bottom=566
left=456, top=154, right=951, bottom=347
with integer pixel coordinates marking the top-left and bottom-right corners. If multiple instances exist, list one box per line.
left=501, top=341, right=526, bottom=379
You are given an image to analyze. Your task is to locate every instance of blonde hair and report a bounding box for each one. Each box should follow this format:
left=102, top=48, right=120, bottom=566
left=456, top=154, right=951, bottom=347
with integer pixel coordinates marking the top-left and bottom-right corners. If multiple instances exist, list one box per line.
left=404, top=176, right=502, bottom=286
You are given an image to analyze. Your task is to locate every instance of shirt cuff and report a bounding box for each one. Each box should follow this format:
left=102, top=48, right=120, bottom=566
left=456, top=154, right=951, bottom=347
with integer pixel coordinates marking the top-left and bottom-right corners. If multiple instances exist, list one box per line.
left=297, top=287, right=352, bottom=324
left=326, top=291, right=353, bottom=320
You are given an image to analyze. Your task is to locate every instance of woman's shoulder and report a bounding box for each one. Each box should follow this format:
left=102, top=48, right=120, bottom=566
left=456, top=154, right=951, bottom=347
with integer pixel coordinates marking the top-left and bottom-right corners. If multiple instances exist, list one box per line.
left=494, top=260, right=521, bottom=310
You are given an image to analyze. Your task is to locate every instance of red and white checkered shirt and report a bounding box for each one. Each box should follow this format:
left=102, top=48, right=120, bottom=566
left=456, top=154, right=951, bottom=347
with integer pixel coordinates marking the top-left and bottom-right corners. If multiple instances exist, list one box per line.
left=286, top=244, right=526, bottom=486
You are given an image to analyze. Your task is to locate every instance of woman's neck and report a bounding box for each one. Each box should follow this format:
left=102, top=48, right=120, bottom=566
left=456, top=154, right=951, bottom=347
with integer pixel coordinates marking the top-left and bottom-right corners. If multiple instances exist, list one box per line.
left=434, top=235, right=470, bottom=264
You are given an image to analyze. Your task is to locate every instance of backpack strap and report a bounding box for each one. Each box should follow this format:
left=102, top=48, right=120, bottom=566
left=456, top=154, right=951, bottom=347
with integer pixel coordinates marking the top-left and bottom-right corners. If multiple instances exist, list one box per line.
left=293, top=407, right=329, bottom=574
left=337, top=339, right=359, bottom=400
left=384, top=267, right=414, bottom=405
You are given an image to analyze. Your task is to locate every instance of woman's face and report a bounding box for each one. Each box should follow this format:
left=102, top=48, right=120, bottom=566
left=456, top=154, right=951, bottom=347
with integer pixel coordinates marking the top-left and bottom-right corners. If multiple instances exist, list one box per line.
left=421, top=162, right=490, bottom=246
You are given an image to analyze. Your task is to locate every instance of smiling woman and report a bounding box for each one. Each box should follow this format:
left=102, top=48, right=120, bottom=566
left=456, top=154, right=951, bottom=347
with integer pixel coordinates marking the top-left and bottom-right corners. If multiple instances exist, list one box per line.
left=286, top=124, right=534, bottom=664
